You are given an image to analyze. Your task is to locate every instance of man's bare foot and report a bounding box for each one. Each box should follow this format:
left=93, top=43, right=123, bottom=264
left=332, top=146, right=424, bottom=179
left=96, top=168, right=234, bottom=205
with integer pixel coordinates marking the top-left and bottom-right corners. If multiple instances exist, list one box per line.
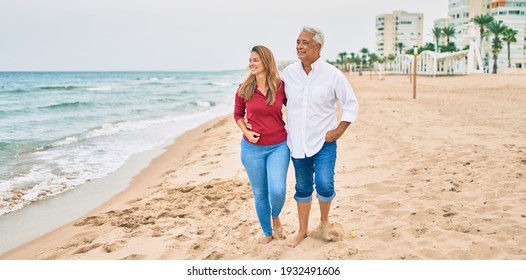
left=272, top=227, right=286, bottom=239
left=257, top=236, right=273, bottom=244
left=287, top=232, right=308, bottom=248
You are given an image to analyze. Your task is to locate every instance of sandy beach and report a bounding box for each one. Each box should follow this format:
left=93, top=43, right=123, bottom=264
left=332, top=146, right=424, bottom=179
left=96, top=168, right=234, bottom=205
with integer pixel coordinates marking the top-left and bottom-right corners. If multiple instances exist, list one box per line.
left=2, top=71, right=525, bottom=260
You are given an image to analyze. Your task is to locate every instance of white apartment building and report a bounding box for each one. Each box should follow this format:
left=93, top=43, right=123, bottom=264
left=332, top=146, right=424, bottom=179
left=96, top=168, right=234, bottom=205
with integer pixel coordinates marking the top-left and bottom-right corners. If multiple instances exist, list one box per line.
left=444, top=0, right=526, bottom=69
left=375, top=10, right=424, bottom=57
left=448, top=0, right=486, bottom=48
left=486, top=0, right=526, bottom=68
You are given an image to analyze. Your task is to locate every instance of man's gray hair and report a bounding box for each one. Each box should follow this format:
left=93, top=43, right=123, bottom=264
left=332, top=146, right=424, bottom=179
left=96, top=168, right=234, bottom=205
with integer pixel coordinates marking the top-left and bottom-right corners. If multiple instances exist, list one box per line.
left=302, top=26, right=324, bottom=50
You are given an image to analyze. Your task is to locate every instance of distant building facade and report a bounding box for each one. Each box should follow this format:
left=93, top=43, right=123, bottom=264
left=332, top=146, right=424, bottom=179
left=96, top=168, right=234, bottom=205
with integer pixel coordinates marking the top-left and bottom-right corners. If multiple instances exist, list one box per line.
left=448, top=0, right=486, bottom=48
left=375, top=10, right=424, bottom=57
left=486, top=0, right=526, bottom=69
left=443, top=0, right=525, bottom=69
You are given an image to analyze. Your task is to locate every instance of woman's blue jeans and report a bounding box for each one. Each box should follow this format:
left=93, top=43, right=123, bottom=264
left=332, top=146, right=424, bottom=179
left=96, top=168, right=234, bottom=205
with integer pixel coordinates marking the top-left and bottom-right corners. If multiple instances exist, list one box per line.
left=291, top=141, right=337, bottom=203
left=241, top=138, right=290, bottom=236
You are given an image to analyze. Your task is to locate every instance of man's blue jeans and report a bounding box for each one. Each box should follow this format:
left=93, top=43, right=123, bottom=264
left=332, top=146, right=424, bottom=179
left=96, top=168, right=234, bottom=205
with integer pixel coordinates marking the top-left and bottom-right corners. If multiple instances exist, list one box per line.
left=241, top=139, right=290, bottom=236
left=291, top=141, right=337, bottom=203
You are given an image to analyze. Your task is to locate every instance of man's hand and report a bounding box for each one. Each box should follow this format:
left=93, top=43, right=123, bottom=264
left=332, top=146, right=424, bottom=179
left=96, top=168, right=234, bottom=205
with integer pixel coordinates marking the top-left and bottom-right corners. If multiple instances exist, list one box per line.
left=325, top=121, right=351, bottom=142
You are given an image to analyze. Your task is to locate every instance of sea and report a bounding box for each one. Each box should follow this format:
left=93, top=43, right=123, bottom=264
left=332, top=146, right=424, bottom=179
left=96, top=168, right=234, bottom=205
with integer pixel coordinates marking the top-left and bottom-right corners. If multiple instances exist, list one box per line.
left=0, top=70, right=244, bottom=217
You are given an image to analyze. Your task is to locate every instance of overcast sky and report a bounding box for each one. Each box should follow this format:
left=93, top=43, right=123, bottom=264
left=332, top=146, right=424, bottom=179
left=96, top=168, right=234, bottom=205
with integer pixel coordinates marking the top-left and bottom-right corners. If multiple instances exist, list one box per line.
left=0, top=0, right=448, bottom=71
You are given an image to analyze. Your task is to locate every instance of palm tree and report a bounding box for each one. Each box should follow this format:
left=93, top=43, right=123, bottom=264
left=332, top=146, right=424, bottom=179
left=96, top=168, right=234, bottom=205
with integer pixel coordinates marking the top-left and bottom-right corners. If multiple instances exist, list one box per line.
left=422, top=42, right=436, bottom=52
left=488, top=21, right=507, bottom=73
left=368, top=53, right=379, bottom=71
left=338, top=52, right=348, bottom=71
left=432, top=27, right=442, bottom=52
left=473, top=14, right=494, bottom=48
left=360, top=48, right=369, bottom=70
left=396, top=42, right=405, bottom=55
left=441, top=26, right=456, bottom=46
left=386, top=54, right=396, bottom=71
left=348, top=52, right=357, bottom=71
left=502, top=27, right=518, bottom=68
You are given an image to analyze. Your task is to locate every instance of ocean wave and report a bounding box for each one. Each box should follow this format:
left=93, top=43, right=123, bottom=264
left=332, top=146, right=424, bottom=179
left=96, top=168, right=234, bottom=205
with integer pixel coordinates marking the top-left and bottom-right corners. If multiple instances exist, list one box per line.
left=38, top=85, right=84, bottom=91
left=154, top=97, right=180, bottom=103
left=0, top=102, right=93, bottom=115
left=3, top=85, right=110, bottom=95
left=46, top=116, right=192, bottom=145
left=85, top=86, right=112, bottom=91
left=40, top=130, right=96, bottom=150
left=0, top=113, right=209, bottom=216
left=0, top=141, right=10, bottom=149
left=49, top=136, right=82, bottom=147
left=189, top=100, right=217, bottom=108
left=206, top=82, right=235, bottom=87
left=0, top=141, right=38, bottom=155
left=43, top=101, right=94, bottom=110
left=143, top=82, right=164, bottom=86
left=0, top=70, right=241, bottom=216
left=2, top=89, right=28, bottom=94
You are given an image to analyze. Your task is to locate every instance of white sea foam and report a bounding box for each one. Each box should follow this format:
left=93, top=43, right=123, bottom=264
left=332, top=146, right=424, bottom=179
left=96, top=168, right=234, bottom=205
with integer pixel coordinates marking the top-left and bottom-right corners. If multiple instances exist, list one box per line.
left=85, top=86, right=112, bottom=91
left=0, top=70, right=241, bottom=216
left=0, top=111, right=224, bottom=216
left=51, top=136, right=81, bottom=147
left=212, top=82, right=234, bottom=86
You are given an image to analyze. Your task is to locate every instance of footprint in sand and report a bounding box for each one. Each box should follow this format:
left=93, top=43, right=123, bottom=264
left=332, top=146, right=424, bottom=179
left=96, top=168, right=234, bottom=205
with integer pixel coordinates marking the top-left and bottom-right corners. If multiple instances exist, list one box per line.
left=103, top=240, right=127, bottom=253
left=73, top=243, right=103, bottom=255
left=204, top=251, right=224, bottom=260
left=120, top=254, right=146, bottom=260
left=310, top=223, right=345, bottom=241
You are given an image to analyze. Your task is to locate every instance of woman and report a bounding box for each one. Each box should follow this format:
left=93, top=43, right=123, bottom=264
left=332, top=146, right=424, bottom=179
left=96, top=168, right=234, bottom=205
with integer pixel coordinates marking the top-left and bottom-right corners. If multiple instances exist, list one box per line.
left=233, top=45, right=289, bottom=244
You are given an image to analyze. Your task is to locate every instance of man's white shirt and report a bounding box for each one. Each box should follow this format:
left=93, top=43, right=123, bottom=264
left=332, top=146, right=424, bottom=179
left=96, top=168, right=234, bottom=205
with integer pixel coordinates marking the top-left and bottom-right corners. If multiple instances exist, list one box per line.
left=281, top=58, right=359, bottom=159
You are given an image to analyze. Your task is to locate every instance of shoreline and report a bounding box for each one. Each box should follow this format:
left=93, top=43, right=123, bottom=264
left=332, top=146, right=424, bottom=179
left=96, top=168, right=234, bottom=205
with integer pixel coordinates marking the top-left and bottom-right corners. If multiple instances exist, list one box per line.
left=0, top=115, right=229, bottom=257
left=2, top=72, right=525, bottom=260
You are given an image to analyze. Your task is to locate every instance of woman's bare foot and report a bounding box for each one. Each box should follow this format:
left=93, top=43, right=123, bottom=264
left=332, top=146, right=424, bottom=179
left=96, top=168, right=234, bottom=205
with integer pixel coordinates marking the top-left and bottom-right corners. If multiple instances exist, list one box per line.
left=273, top=227, right=286, bottom=239
left=272, top=217, right=286, bottom=239
left=287, top=232, right=308, bottom=248
left=257, top=236, right=273, bottom=244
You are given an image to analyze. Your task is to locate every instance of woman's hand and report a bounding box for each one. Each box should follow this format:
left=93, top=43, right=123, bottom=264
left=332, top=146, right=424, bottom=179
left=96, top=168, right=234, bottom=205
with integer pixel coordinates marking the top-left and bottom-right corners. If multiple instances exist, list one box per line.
left=244, top=117, right=252, bottom=130
left=236, top=118, right=258, bottom=143
left=245, top=131, right=260, bottom=143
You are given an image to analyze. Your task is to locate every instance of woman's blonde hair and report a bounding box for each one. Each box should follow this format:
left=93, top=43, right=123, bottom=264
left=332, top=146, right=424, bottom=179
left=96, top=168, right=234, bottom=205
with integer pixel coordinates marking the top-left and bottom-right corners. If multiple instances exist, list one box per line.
left=238, top=45, right=281, bottom=106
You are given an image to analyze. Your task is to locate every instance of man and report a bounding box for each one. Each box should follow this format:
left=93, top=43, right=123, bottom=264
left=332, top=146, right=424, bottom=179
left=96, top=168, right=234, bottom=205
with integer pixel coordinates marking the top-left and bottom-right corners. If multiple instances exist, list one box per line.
left=281, top=26, right=359, bottom=248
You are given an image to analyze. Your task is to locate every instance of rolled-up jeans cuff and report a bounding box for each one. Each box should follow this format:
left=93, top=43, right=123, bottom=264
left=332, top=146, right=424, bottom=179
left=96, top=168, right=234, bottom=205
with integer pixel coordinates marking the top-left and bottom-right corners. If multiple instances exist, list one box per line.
left=294, top=194, right=312, bottom=203
left=316, top=192, right=335, bottom=203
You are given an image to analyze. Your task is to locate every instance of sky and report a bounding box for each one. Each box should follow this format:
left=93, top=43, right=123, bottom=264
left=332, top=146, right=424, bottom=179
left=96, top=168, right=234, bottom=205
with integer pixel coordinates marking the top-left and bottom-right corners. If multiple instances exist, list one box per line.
left=0, top=0, right=448, bottom=71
